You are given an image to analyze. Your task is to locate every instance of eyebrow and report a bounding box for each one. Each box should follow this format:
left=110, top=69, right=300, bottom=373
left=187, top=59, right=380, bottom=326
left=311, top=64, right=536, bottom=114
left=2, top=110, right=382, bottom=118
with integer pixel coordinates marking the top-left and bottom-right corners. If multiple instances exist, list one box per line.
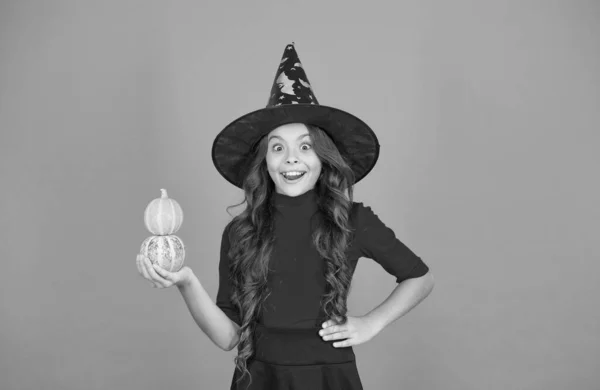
left=268, top=133, right=310, bottom=143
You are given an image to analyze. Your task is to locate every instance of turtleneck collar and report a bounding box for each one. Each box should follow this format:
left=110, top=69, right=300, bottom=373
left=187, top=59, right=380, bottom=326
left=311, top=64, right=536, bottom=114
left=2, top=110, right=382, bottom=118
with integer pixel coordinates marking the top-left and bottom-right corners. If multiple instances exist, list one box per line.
left=272, top=188, right=318, bottom=210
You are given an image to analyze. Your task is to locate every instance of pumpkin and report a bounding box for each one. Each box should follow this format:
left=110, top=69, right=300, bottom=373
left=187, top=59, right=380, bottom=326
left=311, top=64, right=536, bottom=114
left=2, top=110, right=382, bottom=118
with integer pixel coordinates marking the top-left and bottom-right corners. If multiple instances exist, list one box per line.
left=140, top=235, right=185, bottom=272
left=144, top=189, right=183, bottom=235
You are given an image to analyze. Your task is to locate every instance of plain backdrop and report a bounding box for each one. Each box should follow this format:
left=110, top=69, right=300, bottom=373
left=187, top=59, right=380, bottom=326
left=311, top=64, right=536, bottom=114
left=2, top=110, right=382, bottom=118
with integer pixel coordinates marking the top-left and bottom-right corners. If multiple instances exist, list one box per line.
left=1, top=1, right=599, bottom=389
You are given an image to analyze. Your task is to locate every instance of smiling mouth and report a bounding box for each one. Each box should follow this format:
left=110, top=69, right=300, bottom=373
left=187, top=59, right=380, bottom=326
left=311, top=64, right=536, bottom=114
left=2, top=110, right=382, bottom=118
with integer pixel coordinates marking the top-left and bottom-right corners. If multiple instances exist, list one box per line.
left=281, top=171, right=306, bottom=180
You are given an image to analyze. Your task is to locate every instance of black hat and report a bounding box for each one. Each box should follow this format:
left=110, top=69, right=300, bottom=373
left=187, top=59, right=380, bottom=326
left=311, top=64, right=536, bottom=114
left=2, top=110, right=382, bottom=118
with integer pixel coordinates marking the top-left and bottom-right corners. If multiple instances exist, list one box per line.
left=211, top=43, right=380, bottom=189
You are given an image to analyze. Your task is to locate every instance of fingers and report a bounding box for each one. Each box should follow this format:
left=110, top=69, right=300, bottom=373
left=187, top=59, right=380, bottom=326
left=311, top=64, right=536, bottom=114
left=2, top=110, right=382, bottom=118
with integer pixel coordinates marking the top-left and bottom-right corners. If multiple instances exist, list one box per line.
left=320, top=317, right=343, bottom=328
left=136, top=254, right=143, bottom=274
left=320, top=328, right=349, bottom=341
left=320, top=323, right=342, bottom=335
left=325, top=332, right=350, bottom=343
left=143, top=258, right=162, bottom=288
left=145, top=259, right=172, bottom=288
left=152, top=265, right=174, bottom=286
left=136, top=255, right=144, bottom=279
left=137, top=254, right=171, bottom=288
left=319, top=320, right=351, bottom=342
left=137, top=254, right=156, bottom=287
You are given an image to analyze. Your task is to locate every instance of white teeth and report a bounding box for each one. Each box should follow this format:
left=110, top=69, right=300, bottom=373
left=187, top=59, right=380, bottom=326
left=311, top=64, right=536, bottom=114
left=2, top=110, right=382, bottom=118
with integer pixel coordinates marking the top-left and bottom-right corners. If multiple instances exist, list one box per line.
left=282, top=171, right=306, bottom=179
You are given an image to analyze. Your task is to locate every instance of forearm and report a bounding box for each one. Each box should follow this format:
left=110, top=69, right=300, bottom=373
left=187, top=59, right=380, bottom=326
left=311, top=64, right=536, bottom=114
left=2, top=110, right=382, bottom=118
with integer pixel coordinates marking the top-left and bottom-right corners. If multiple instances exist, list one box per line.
left=364, top=272, right=434, bottom=333
left=177, top=271, right=241, bottom=351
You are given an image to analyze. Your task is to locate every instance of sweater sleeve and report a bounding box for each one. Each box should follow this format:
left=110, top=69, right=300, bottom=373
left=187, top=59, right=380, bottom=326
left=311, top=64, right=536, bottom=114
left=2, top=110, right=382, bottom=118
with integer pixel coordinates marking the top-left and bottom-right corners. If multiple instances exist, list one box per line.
left=354, top=202, right=429, bottom=283
left=215, top=223, right=242, bottom=326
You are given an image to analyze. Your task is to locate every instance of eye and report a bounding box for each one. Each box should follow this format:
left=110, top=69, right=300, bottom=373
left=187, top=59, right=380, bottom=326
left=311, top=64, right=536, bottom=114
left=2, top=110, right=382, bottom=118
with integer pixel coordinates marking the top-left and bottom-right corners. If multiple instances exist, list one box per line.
left=301, top=143, right=312, bottom=151
left=272, top=144, right=283, bottom=152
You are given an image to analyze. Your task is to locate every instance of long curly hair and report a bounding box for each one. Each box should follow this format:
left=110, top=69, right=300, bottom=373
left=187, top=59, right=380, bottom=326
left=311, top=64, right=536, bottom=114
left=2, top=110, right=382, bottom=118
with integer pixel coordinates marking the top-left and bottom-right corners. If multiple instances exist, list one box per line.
left=225, top=124, right=356, bottom=388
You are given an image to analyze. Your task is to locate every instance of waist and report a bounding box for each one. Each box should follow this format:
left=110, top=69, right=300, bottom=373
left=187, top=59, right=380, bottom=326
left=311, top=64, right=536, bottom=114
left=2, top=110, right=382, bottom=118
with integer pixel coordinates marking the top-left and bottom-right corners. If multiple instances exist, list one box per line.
left=251, top=323, right=355, bottom=365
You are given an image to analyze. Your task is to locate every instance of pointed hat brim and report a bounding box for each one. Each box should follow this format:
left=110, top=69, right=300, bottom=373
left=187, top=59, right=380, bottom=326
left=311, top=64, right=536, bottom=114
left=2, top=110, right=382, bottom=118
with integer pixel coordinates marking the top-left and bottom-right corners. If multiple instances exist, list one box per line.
left=212, top=104, right=380, bottom=189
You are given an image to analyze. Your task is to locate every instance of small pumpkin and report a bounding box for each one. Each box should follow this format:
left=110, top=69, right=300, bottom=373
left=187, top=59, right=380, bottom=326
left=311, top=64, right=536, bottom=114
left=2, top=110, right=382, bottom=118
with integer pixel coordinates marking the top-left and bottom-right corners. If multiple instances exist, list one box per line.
left=140, top=235, right=185, bottom=272
left=144, top=189, right=183, bottom=235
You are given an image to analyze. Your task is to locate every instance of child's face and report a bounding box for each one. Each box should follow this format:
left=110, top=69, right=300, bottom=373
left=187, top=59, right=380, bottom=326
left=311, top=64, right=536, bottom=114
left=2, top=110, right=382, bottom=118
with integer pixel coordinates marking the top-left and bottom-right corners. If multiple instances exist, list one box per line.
left=266, top=123, right=322, bottom=197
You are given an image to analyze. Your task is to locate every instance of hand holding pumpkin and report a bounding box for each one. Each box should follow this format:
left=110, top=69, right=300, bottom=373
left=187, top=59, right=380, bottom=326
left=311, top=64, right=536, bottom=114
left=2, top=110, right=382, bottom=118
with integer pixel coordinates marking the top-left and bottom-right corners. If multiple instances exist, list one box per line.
left=137, top=253, right=192, bottom=288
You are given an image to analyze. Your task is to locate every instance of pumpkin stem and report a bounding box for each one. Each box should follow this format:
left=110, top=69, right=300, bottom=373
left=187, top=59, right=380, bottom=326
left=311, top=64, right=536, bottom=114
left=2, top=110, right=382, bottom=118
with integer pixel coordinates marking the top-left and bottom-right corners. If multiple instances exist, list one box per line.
left=160, top=188, right=168, bottom=198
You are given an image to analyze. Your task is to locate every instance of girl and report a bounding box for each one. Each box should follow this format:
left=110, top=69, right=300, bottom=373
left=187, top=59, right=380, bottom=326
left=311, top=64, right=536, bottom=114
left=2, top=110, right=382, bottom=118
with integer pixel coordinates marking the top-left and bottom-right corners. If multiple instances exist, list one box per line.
left=137, top=43, right=434, bottom=390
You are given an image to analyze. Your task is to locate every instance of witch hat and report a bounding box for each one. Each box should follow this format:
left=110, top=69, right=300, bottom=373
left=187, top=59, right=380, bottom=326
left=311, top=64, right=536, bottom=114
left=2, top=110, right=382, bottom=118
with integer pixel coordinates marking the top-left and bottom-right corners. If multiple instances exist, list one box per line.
left=211, top=43, right=380, bottom=189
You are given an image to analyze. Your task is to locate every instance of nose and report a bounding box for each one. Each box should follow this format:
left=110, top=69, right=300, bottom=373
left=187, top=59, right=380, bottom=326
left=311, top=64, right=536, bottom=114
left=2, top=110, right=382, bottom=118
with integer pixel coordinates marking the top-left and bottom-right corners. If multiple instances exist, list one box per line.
left=285, top=150, right=299, bottom=164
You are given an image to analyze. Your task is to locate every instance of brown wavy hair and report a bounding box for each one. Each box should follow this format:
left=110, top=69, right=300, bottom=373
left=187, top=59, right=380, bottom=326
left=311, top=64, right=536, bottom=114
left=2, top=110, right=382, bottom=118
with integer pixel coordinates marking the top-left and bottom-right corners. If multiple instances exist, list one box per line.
left=225, top=124, right=356, bottom=388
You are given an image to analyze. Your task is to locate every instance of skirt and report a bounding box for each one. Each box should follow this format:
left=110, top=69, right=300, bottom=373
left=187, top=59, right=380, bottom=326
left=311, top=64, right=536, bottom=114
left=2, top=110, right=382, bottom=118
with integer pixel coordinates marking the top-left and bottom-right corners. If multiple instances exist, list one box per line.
left=229, top=323, right=363, bottom=390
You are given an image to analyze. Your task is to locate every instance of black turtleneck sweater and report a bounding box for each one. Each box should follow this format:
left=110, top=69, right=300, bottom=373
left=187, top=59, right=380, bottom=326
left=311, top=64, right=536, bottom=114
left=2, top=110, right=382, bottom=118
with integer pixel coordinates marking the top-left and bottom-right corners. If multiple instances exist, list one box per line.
left=216, top=189, right=429, bottom=329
